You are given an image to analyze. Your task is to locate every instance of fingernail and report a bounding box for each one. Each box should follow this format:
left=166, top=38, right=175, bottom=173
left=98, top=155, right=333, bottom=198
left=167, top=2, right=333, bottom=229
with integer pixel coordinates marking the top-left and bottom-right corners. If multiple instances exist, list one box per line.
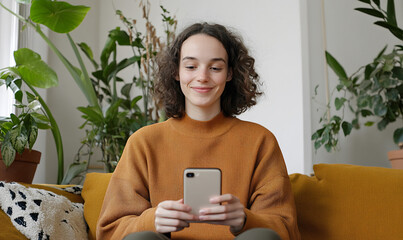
left=199, top=215, right=207, bottom=220
left=199, top=209, right=206, bottom=215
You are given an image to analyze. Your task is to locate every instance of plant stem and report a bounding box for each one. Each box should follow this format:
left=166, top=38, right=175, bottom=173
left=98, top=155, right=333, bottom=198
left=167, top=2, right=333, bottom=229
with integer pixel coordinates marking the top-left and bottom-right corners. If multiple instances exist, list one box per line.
left=112, top=47, right=118, bottom=101
left=0, top=1, right=25, bottom=22
left=66, top=33, right=100, bottom=108
left=27, top=85, right=64, bottom=184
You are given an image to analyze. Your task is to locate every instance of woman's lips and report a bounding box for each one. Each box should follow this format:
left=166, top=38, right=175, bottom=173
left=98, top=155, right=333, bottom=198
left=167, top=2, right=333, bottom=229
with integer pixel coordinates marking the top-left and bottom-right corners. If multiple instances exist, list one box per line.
left=192, top=87, right=213, bottom=93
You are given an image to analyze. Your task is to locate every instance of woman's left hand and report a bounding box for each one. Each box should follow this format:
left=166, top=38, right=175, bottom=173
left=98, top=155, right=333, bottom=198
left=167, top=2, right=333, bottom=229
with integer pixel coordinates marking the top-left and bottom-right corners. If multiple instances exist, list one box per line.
left=198, top=194, right=246, bottom=233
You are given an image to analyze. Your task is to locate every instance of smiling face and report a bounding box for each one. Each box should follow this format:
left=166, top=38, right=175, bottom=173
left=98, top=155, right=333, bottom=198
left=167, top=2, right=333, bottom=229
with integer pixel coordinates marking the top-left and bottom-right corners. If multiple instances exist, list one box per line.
left=177, top=34, right=232, bottom=120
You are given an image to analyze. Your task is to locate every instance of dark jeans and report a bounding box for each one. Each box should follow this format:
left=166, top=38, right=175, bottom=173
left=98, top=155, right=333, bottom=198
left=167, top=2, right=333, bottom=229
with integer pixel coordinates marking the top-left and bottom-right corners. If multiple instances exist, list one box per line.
left=122, top=228, right=281, bottom=240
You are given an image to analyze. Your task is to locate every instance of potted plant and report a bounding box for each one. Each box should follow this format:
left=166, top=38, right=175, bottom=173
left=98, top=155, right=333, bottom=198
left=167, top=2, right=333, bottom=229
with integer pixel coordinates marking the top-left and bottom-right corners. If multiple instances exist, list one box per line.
left=62, top=2, right=177, bottom=184
left=312, top=0, right=403, bottom=168
left=0, top=48, right=59, bottom=183
left=0, top=0, right=95, bottom=183
left=1, top=0, right=177, bottom=184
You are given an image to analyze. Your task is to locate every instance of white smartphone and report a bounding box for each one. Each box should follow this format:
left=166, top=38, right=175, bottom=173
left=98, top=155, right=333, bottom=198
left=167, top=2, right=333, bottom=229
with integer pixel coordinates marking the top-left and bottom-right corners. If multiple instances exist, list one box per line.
left=183, top=168, right=222, bottom=218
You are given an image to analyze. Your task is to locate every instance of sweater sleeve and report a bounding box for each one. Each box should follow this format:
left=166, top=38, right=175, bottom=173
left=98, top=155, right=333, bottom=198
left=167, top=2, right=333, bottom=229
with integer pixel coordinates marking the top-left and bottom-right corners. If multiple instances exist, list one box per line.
left=234, top=133, right=300, bottom=240
left=96, top=133, right=156, bottom=240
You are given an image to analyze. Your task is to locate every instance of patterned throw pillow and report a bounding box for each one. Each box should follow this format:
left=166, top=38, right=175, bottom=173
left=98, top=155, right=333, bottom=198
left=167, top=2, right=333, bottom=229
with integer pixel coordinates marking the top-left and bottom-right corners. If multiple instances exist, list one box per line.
left=0, top=181, right=88, bottom=240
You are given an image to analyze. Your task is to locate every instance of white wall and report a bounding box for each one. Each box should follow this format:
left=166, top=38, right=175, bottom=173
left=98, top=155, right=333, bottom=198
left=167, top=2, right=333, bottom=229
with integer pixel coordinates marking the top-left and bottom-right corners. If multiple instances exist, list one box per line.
left=308, top=0, right=403, bottom=168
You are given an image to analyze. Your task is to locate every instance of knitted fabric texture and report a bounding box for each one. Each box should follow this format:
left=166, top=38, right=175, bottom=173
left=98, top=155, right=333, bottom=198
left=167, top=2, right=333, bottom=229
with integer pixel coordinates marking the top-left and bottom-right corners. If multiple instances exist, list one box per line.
left=0, top=181, right=88, bottom=240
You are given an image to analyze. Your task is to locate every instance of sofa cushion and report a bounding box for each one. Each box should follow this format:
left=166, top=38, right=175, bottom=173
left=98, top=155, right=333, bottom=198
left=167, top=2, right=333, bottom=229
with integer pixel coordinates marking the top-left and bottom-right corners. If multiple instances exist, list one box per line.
left=0, top=183, right=84, bottom=240
left=82, top=172, right=112, bottom=240
left=290, top=164, right=403, bottom=240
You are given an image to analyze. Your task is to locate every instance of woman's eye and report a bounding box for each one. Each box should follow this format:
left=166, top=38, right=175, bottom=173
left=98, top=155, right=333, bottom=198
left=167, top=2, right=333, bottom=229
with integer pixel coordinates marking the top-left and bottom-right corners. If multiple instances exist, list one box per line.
left=185, top=66, right=196, bottom=70
left=211, top=67, right=222, bottom=71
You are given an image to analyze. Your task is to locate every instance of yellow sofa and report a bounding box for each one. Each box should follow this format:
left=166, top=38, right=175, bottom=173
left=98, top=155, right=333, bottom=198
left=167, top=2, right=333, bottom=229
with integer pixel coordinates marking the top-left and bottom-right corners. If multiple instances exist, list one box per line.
left=2, top=164, right=403, bottom=240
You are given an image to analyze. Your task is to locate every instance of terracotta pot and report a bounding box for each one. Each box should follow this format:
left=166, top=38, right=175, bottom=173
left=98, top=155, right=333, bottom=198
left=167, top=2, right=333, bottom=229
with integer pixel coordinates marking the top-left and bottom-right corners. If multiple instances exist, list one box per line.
left=0, top=148, right=41, bottom=183
left=387, top=149, right=403, bottom=170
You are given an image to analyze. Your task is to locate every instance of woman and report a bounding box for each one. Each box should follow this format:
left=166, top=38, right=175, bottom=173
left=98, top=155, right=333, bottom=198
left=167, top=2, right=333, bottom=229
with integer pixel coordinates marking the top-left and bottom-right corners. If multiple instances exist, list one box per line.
left=97, top=23, right=300, bottom=240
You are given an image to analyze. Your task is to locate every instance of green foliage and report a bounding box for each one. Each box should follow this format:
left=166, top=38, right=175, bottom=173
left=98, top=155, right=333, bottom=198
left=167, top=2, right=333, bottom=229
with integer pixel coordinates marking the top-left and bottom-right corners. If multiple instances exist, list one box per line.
left=312, top=0, right=403, bottom=152
left=62, top=1, right=177, bottom=183
left=0, top=49, right=58, bottom=167
left=30, top=0, right=90, bottom=34
left=13, top=48, right=58, bottom=88
left=1, top=0, right=177, bottom=183
left=0, top=0, right=97, bottom=183
left=355, top=0, right=403, bottom=40
left=0, top=81, right=51, bottom=167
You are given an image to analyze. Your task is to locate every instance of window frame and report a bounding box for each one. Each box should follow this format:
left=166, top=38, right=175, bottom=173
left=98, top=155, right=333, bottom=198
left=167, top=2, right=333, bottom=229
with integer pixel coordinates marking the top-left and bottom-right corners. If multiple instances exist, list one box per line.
left=0, top=1, right=19, bottom=117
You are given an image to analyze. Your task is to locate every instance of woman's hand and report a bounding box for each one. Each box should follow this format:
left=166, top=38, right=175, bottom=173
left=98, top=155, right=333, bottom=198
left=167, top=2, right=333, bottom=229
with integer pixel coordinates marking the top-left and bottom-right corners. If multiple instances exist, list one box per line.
left=155, top=199, right=197, bottom=233
left=198, top=194, right=246, bottom=233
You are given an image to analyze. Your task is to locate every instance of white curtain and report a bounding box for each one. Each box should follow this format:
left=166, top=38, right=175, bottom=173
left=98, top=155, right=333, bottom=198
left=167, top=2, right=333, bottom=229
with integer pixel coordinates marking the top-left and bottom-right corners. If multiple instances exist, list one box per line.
left=0, top=0, right=18, bottom=117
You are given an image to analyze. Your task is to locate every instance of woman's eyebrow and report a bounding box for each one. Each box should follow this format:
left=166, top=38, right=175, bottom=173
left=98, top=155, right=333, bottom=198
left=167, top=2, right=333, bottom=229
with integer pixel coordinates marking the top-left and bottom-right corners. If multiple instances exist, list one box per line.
left=181, top=56, right=227, bottom=63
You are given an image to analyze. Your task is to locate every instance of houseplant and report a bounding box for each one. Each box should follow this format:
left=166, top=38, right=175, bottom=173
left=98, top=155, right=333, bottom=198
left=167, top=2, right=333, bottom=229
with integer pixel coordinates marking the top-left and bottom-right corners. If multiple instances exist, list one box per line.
left=0, top=48, right=58, bottom=183
left=312, top=0, right=403, bottom=167
left=1, top=0, right=177, bottom=183
left=62, top=2, right=177, bottom=184
left=0, top=0, right=96, bottom=183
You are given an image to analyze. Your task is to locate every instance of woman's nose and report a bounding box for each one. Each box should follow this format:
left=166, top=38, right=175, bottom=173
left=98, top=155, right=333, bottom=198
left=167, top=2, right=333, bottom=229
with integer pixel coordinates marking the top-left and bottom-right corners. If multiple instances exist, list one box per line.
left=197, top=67, right=209, bottom=82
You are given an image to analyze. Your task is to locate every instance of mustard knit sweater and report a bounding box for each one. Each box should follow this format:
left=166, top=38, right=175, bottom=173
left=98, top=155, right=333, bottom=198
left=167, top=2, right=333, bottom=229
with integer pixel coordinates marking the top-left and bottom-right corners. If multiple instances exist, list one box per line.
left=97, top=113, right=300, bottom=240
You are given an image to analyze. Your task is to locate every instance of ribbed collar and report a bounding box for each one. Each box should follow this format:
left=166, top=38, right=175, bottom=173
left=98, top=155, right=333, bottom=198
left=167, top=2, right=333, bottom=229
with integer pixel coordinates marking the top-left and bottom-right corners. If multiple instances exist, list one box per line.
left=168, top=112, right=237, bottom=138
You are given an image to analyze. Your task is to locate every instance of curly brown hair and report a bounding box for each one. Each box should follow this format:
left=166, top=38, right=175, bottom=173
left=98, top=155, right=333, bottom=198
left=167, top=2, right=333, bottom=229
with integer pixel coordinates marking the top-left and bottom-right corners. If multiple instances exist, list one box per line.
left=154, top=22, right=262, bottom=118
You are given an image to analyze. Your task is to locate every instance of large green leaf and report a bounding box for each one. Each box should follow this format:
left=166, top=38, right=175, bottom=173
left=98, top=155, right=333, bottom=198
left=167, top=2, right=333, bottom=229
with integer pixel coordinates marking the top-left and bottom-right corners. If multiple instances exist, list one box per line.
left=393, top=128, right=403, bottom=144
left=374, top=102, right=388, bottom=116
left=335, top=97, right=347, bottom=110
left=14, top=48, right=58, bottom=88
left=1, top=141, right=16, bottom=167
left=342, top=121, right=353, bottom=136
left=101, top=37, right=117, bottom=69
left=30, top=0, right=90, bottom=34
left=374, top=21, right=403, bottom=41
left=105, top=100, right=121, bottom=120
left=325, top=51, right=348, bottom=80
left=77, top=106, right=104, bottom=124
left=61, top=161, right=88, bottom=185
left=78, top=42, right=99, bottom=69
left=4, top=76, right=23, bottom=103
left=13, top=129, right=28, bottom=154
left=354, top=8, right=384, bottom=18
left=392, top=67, right=403, bottom=79
left=28, top=124, right=38, bottom=149
left=386, top=0, right=397, bottom=27
left=109, top=28, right=131, bottom=45
left=121, top=83, right=132, bottom=99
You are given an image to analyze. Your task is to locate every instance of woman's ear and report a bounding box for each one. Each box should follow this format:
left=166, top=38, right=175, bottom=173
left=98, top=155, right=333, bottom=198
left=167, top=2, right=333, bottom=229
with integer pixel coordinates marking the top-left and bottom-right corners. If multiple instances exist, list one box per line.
left=226, top=69, right=233, bottom=82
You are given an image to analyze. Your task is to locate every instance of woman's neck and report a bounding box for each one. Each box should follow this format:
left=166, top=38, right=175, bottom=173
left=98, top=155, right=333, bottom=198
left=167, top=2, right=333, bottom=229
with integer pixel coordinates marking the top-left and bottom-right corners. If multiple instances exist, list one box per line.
left=185, top=105, right=221, bottom=121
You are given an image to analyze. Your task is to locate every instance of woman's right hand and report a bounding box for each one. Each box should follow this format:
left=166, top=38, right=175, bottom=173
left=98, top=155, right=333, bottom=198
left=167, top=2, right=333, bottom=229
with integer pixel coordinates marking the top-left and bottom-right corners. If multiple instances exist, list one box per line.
left=155, top=199, right=197, bottom=233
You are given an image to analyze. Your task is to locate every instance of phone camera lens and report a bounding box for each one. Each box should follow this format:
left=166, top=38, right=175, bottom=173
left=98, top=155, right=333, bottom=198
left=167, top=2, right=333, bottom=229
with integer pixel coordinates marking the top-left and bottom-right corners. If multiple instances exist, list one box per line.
left=186, top=172, right=194, bottom=178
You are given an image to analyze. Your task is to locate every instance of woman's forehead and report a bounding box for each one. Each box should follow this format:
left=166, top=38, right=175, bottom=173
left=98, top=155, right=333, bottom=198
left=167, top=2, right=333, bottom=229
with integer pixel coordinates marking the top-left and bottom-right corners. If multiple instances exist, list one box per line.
left=180, top=34, right=228, bottom=62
